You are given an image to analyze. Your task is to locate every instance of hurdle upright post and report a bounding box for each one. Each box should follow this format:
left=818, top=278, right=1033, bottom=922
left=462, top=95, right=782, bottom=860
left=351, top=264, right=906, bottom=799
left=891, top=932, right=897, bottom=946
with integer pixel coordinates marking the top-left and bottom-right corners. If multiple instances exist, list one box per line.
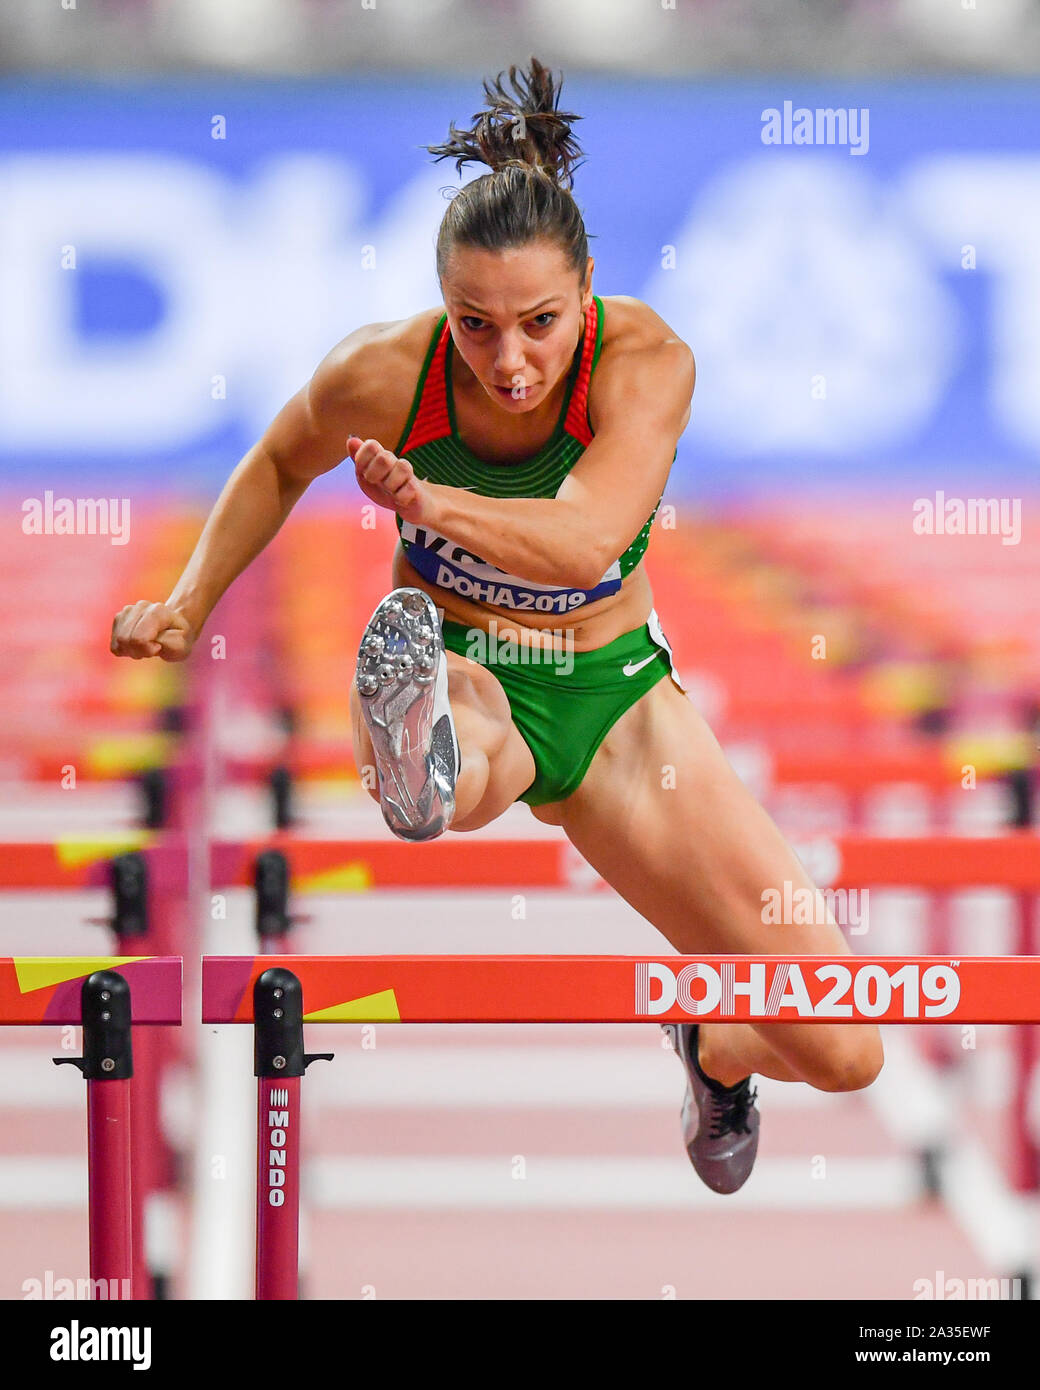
left=255, top=850, right=296, bottom=955
left=253, top=968, right=333, bottom=1300
left=107, top=854, right=154, bottom=1298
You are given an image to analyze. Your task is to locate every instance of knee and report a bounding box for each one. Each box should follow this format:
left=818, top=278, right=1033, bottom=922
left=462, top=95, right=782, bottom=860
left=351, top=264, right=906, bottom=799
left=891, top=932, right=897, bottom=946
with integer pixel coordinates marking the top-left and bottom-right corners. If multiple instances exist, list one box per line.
left=447, top=658, right=486, bottom=711
left=809, top=1032, right=885, bottom=1093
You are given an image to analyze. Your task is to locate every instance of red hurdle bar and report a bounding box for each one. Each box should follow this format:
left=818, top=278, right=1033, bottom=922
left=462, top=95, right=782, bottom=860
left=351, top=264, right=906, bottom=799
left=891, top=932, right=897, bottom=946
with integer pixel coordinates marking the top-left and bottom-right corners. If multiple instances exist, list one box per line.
left=208, top=832, right=1040, bottom=893
left=0, top=956, right=181, bottom=1025
left=0, top=838, right=187, bottom=891
left=0, top=957, right=182, bottom=1300
left=204, top=954, right=1040, bottom=1026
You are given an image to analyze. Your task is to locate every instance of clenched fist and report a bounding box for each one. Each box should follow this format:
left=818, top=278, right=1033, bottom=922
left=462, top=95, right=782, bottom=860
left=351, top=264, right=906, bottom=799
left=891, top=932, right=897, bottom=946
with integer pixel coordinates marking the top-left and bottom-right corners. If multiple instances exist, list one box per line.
left=110, top=601, right=197, bottom=662
left=347, top=435, right=436, bottom=527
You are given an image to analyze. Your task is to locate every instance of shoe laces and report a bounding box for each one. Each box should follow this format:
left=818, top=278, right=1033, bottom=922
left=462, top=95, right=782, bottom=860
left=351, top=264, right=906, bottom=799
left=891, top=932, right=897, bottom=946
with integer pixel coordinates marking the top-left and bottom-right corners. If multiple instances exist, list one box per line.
left=707, top=1080, right=758, bottom=1139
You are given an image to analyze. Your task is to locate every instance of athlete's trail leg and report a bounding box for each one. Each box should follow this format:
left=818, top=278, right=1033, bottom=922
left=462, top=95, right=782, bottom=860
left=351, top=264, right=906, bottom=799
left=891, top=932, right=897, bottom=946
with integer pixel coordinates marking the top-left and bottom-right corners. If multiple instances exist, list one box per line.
left=538, top=675, right=884, bottom=1091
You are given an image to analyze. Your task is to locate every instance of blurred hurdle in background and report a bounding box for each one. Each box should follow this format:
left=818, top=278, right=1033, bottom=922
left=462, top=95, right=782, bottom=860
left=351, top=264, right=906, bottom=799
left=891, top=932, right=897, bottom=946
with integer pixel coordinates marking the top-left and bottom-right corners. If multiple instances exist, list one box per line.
left=221, top=513, right=1039, bottom=830
left=0, top=958, right=181, bottom=1299
left=0, top=514, right=201, bottom=1299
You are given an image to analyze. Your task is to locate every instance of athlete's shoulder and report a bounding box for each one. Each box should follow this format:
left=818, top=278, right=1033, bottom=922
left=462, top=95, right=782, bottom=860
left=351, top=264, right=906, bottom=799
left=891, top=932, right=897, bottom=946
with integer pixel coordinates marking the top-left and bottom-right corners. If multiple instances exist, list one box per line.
left=597, top=294, right=692, bottom=357
left=591, top=296, right=695, bottom=431
left=308, top=307, right=445, bottom=444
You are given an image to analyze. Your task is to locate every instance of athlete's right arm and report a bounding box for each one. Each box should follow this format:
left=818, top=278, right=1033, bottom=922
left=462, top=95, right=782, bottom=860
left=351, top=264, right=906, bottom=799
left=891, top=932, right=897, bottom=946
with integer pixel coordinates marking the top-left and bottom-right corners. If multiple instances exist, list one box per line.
left=110, top=328, right=383, bottom=661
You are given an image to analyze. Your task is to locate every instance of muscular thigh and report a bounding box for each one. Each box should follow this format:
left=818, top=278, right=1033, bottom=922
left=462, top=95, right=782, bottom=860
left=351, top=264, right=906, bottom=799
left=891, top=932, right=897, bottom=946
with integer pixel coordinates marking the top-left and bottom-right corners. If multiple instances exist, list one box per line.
left=548, top=678, right=880, bottom=1082
left=442, top=654, right=518, bottom=756
left=443, top=654, right=537, bottom=826
left=553, top=676, right=851, bottom=960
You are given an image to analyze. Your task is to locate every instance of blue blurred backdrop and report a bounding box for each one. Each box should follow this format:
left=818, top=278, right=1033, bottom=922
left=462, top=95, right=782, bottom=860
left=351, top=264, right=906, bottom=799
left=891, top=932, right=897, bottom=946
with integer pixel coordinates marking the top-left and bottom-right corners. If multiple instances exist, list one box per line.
left=4, top=77, right=1039, bottom=500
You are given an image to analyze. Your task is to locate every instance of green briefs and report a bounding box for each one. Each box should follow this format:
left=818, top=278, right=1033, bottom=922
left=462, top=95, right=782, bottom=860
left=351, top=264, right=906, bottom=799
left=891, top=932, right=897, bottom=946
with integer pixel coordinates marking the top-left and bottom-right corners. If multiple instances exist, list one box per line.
left=439, top=608, right=686, bottom=807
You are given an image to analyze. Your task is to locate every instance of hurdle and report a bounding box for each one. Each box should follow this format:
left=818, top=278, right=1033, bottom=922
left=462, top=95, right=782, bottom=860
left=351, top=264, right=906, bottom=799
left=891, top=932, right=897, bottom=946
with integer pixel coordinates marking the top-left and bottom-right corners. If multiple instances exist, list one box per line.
left=0, top=956, right=181, bottom=1299
left=0, top=837, right=190, bottom=1297
left=202, top=951, right=1040, bottom=1300
left=209, top=830, right=1040, bottom=891
left=207, top=829, right=1040, bottom=1201
left=218, top=738, right=1017, bottom=837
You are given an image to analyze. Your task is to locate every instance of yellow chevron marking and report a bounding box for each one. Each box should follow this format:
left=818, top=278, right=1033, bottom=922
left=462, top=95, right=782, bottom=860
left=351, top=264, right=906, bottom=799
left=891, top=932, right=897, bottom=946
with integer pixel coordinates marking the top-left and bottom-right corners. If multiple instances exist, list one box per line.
left=14, top=957, right=149, bottom=993
left=950, top=733, right=1034, bottom=775
left=296, top=862, right=373, bottom=893
left=86, top=735, right=173, bottom=776
left=55, top=834, right=152, bottom=869
left=303, top=988, right=400, bottom=1022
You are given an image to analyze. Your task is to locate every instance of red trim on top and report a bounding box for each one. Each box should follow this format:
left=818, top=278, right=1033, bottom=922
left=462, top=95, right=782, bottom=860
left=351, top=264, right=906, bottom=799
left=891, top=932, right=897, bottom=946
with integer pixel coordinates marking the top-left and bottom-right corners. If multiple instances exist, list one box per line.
left=400, top=297, right=598, bottom=457
left=399, top=321, right=451, bottom=455
left=563, top=296, right=598, bottom=447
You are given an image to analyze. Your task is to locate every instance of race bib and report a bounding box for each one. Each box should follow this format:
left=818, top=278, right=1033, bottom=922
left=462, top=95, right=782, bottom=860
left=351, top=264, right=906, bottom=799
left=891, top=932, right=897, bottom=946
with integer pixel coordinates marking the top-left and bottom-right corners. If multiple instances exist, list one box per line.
left=399, top=520, right=622, bottom=614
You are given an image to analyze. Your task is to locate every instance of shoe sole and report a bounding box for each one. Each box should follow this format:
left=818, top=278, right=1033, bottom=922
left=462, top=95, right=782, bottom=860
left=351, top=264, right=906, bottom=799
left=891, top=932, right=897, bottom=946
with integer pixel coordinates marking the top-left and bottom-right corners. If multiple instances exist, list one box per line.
left=355, top=588, right=460, bottom=842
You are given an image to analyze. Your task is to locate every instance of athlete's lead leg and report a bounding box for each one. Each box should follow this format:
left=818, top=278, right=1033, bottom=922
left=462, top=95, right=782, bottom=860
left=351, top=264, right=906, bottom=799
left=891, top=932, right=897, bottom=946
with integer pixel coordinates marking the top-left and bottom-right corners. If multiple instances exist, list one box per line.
left=352, top=589, right=462, bottom=840
left=350, top=589, right=536, bottom=836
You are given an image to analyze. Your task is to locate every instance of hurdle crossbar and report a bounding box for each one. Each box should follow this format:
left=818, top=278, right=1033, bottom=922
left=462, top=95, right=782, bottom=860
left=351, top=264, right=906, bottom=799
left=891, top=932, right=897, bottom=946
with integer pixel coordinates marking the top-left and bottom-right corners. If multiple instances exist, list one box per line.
left=204, top=954, right=1040, bottom=1025
left=0, top=956, right=181, bottom=1023
left=0, top=839, right=187, bottom=891
left=208, top=833, right=1040, bottom=893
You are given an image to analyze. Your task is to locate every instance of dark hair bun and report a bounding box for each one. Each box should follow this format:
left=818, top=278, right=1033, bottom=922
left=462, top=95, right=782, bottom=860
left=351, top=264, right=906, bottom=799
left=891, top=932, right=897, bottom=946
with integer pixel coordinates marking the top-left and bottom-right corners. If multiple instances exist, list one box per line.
left=425, top=56, right=585, bottom=190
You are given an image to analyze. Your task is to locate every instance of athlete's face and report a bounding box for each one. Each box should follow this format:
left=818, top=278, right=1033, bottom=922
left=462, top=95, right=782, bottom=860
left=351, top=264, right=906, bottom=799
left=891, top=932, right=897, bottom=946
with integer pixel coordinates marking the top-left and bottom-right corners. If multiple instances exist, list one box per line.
left=441, top=241, right=594, bottom=415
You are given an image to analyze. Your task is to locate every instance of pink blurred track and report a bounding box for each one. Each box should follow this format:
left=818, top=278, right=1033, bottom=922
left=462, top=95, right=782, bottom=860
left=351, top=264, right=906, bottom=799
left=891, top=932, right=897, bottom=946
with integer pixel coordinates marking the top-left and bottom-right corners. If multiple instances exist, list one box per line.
left=1, top=494, right=1038, bottom=1299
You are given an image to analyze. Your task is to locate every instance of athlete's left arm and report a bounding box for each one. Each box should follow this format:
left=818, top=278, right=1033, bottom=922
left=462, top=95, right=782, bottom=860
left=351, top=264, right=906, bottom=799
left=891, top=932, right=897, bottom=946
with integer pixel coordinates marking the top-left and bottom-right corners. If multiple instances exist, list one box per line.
left=441, top=339, right=691, bottom=587
left=554, top=334, right=695, bottom=582
left=349, top=337, right=694, bottom=589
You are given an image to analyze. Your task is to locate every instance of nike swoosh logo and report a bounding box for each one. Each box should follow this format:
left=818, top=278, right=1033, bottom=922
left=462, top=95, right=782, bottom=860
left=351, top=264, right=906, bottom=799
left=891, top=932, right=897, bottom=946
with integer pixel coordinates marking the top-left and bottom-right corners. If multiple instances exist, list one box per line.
left=622, top=653, right=659, bottom=677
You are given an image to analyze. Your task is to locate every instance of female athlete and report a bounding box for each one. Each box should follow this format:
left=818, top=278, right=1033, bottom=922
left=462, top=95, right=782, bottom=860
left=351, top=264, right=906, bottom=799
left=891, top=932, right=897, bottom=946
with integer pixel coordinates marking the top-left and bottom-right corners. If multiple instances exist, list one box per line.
left=111, top=59, right=884, bottom=1194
